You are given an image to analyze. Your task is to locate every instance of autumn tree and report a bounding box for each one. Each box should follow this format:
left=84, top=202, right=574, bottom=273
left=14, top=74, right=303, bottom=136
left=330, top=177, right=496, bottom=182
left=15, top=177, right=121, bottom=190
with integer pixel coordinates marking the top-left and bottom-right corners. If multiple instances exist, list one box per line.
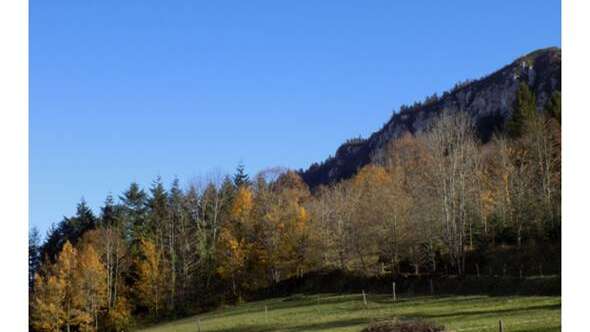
left=76, top=244, right=108, bottom=331
left=217, top=185, right=253, bottom=298
left=135, top=238, right=167, bottom=318
left=424, top=111, right=481, bottom=275
left=31, top=266, right=66, bottom=332
left=55, top=241, right=87, bottom=332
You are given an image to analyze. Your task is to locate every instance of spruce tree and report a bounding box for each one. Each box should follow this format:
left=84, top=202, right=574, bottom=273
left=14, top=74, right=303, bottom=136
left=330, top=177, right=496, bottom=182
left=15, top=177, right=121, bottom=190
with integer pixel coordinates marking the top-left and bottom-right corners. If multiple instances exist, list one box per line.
left=148, top=177, right=169, bottom=244
left=120, top=182, right=148, bottom=245
left=507, top=82, right=537, bottom=138
left=29, top=227, right=42, bottom=289
left=233, top=163, right=250, bottom=188
left=544, top=91, right=561, bottom=123
left=100, top=194, right=120, bottom=228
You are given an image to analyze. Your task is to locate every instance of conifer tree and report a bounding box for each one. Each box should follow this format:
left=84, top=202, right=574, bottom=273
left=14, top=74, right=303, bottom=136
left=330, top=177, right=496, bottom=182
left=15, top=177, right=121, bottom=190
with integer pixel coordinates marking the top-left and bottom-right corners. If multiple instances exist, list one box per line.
left=120, top=182, right=148, bottom=246
left=507, top=82, right=537, bottom=138
left=233, top=163, right=250, bottom=188
left=100, top=194, right=120, bottom=228
left=29, top=227, right=42, bottom=289
left=544, top=90, right=561, bottom=123
left=148, top=177, right=169, bottom=244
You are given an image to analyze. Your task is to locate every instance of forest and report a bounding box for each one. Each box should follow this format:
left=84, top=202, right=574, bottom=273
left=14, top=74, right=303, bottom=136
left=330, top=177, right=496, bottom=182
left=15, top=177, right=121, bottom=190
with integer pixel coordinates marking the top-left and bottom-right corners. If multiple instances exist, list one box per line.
left=28, top=83, right=561, bottom=332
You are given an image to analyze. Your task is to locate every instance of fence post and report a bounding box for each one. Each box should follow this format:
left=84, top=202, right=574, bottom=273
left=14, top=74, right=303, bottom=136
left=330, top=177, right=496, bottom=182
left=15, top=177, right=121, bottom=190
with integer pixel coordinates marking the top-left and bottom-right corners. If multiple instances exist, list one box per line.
left=362, top=289, right=368, bottom=308
left=392, top=282, right=397, bottom=302
left=197, top=318, right=201, bottom=332
left=499, top=319, right=504, bottom=332
left=264, top=305, right=268, bottom=323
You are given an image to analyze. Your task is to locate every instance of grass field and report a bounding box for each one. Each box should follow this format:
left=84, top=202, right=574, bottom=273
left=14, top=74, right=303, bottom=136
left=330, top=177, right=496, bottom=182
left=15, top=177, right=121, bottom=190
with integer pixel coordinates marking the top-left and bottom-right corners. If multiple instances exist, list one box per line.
left=137, top=293, right=561, bottom=332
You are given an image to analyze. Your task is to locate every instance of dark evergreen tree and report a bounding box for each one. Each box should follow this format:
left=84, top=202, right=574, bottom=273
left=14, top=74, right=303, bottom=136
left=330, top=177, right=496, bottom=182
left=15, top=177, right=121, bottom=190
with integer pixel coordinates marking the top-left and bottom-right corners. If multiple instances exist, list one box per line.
left=220, top=175, right=236, bottom=205
left=40, top=222, right=62, bottom=262
left=507, top=82, right=537, bottom=138
left=544, top=91, right=561, bottom=124
left=100, top=193, right=121, bottom=228
left=148, top=176, right=169, bottom=244
left=28, top=227, right=42, bottom=289
left=120, top=182, right=148, bottom=244
left=233, top=163, right=250, bottom=188
left=40, top=199, right=97, bottom=262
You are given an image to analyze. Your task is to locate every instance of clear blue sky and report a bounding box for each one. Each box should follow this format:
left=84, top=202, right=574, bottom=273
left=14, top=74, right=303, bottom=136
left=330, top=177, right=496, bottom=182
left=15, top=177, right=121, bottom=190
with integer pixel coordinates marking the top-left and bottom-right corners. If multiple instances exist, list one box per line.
left=30, top=0, right=560, bottom=235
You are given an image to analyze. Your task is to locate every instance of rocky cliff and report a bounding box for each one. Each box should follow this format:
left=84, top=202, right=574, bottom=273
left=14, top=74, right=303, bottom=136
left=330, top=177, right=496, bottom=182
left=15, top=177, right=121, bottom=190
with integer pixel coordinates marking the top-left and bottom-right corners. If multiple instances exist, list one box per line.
left=300, top=47, right=561, bottom=188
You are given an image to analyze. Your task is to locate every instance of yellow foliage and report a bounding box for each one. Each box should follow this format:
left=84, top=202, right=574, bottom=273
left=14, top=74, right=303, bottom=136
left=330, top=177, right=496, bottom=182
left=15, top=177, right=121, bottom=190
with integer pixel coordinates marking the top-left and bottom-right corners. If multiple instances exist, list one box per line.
left=136, top=238, right=167, bottom=317
left=32, top=240, right=109, bottom=332
left=231, top=186, right=254, bottom=222
left=31, top=273, right=66, bottom=332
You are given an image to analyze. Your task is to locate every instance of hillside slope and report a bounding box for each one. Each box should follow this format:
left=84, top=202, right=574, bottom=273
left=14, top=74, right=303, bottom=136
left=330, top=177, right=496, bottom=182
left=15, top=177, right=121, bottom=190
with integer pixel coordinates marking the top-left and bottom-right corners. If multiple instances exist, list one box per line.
left=139, top=294, right=560, bottom=332
left=300, top=47, right=561, bottom=188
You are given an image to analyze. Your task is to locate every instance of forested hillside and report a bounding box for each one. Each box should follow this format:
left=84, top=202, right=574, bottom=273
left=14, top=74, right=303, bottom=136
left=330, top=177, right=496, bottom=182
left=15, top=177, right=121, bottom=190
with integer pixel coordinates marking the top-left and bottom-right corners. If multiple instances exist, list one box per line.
left=29, top=53, right=561, bottom=332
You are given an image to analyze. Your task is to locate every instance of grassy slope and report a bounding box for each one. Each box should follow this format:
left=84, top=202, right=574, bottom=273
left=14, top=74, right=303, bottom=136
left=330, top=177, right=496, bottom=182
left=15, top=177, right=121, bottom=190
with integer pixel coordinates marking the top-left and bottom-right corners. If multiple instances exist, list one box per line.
left=137, top=294, right=560, bottom=332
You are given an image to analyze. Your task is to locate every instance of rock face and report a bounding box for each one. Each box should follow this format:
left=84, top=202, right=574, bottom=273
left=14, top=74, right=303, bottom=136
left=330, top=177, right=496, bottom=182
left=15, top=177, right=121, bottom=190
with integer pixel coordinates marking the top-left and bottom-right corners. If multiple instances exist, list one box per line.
left=300, top=47, right=561, bottom=188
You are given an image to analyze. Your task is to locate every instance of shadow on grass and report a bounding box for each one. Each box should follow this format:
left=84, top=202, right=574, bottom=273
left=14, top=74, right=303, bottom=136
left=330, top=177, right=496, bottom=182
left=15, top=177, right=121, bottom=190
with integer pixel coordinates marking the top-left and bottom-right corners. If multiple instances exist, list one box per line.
left=518, top=326, right=561, bottom=332
left=416, top=303, right=561, bottom=320
left=199, top=294, right=359, bottom=321
left=204, top=317, right=369, bottom=332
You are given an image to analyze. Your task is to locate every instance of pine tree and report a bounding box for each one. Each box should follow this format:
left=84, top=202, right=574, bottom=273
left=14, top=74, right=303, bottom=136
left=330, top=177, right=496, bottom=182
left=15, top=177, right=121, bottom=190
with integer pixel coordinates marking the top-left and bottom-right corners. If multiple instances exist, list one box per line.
left=233, top=163, right=250, bottom=188
left=507, top=82, right=537, bottom=138
left=544, top=91, right=561, bottom=123
left=148, top=177, right=169, bottom=243
left=29, top=227, right=42, bottom=289
left=100, top=194, right=120, bottom=228
left=120, top=182, right=148, bottom=246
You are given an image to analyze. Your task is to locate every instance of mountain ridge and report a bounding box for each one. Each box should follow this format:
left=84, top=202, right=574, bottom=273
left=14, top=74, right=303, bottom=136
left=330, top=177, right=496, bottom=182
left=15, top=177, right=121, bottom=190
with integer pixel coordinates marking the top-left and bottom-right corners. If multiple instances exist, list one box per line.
left=300, top=47, right=561, bottom=188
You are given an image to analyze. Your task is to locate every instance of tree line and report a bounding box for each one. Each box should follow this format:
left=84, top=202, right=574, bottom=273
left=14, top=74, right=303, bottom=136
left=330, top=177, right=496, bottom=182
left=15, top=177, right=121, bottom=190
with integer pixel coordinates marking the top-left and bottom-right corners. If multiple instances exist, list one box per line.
left=29, top=83, right=561, bottom=331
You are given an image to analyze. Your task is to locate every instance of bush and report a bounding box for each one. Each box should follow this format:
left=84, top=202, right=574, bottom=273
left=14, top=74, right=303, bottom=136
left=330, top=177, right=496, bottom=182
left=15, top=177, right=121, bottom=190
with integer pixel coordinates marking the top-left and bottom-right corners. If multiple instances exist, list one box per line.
left=362, top=319, right=446, bottom=332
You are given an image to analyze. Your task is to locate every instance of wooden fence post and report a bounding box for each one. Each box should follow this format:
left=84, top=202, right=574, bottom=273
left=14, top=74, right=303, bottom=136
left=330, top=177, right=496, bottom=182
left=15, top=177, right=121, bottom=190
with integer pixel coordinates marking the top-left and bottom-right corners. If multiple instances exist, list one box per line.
left=197, top=318, right=201, bottom=332
left=362, top=289, right=368, bottom=308
left=392, top=282, right=397, bottom=303
left=498, top=319, right=504, bottom=332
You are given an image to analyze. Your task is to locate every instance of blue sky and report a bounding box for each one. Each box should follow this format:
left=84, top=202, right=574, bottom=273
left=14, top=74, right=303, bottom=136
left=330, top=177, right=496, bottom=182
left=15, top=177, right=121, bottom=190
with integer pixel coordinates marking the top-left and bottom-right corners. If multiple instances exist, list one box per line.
left=30, top=0, right=561, bottom=235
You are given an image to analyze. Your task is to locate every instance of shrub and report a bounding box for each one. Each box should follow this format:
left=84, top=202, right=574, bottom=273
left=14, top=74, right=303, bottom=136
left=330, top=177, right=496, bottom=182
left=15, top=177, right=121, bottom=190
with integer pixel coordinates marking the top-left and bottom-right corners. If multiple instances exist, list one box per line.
left=362, top=319, right=446, bottom=332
